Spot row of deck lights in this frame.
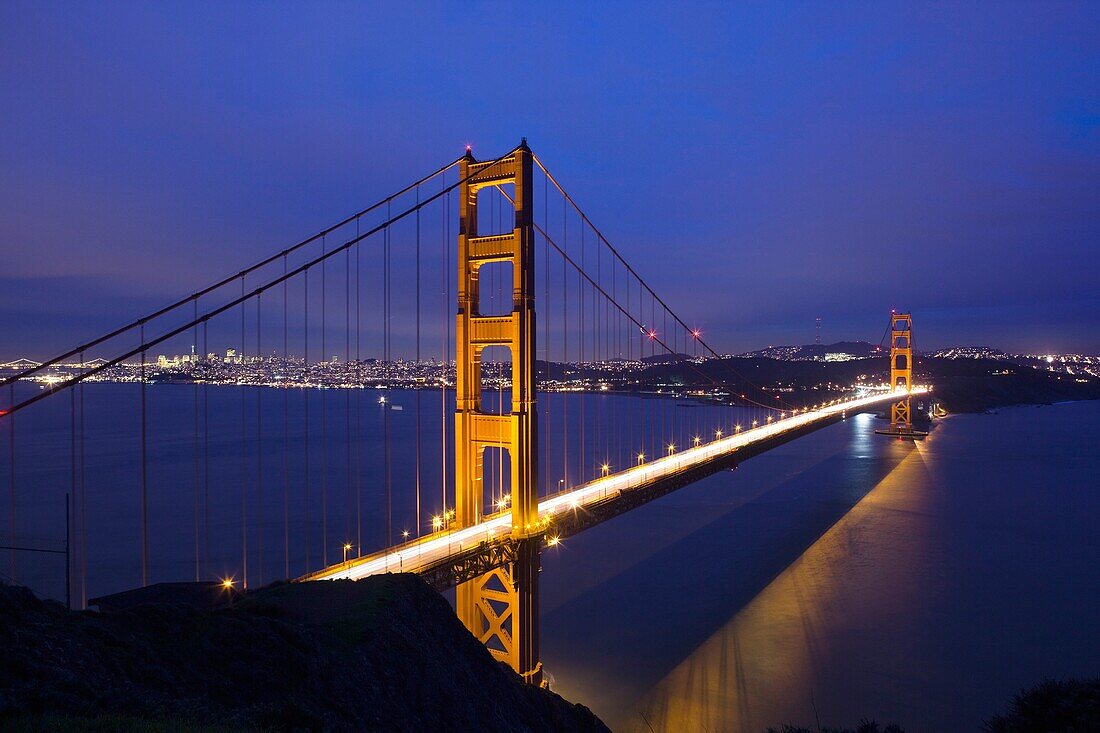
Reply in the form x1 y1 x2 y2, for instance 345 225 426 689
423 399 853 526
327 396 864 574
622 396 862 469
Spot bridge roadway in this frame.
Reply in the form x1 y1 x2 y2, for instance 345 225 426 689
302 387 927 588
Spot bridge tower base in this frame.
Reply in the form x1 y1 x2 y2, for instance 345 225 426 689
454 142 543 684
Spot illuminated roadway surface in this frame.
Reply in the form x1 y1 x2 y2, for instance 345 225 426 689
304 387 927 583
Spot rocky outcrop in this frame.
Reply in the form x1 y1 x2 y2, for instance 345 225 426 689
0 575 608 732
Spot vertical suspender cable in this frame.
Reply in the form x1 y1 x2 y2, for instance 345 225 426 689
203 322 209 578
650 293 656 461
621 271 627 463
79 352 87 608
140 324 148 587
321 237 328 567
193 302 200 582
612 258 619 472
441 179 448 520
542 171 550 499
303 268 311 573
663 307 668 451
283 255 290 578
240 278 248 589
625 274 631 462
355 218 363 553
603 252 609 469
562 195 568 491
692 328 697 444
597 244 603 470
384 202 392 546
579 224 585 483
345 248 352 549
69 386 76 607
256 293 263 587
7 384 14 582
415 185 422 536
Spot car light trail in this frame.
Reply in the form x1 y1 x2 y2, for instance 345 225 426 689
304 387 927 583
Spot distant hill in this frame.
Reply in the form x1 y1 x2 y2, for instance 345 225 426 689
641 353 690 364
927 346 1009 359
738 341 882 361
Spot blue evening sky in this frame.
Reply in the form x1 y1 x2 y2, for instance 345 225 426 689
1 2 1097 357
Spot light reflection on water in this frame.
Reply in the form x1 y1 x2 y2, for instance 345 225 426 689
621 431 933 732
542 402 1100 732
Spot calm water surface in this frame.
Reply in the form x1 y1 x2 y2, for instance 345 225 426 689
5 385 1098 731
540 402 1100 732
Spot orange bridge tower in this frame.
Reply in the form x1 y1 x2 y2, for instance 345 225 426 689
889 311 913 432
454 141 542 685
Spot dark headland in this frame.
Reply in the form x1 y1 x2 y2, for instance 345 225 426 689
0 575 609 732
599 351 1100 415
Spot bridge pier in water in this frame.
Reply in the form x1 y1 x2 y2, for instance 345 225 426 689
454 141 543 684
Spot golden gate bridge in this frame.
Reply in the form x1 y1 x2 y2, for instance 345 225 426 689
0 140 923 685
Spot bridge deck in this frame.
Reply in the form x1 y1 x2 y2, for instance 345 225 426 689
302 388 926 585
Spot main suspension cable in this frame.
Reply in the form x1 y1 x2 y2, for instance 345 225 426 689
3 146 523 418
1 156 466 388
493 185 784 412
532 155 793 411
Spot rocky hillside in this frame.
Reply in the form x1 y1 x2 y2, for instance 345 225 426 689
0 575 608 732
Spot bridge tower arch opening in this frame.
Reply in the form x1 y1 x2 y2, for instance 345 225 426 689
454 141 542 685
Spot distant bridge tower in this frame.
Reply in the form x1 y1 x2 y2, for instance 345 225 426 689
889 311 913 432
454 141 542 685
